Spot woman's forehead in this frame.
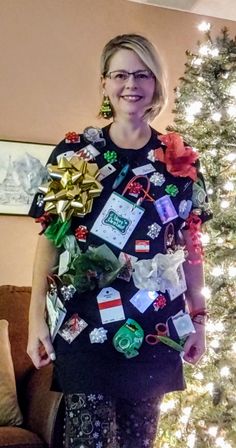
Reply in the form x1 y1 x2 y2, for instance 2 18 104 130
108 49 147 71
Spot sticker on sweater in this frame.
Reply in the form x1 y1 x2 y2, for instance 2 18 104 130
56 151 75 163
167 264 187 301
97 163 116 181
154 195 178 224
97 287 125 324
132 163 155 176
58 313 88 343
117 252 138 282
130 290 158 313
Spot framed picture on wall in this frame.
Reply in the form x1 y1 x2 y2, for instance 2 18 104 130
0 140 55 215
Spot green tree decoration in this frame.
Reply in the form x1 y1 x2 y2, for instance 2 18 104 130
156 22 236 448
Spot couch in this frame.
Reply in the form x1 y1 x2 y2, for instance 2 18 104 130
0 285 64 448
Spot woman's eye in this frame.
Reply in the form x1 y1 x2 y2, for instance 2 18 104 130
115 73 127 80
136 73 148 79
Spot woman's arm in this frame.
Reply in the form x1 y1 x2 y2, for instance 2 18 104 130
182 228 207 365
27 235 59 369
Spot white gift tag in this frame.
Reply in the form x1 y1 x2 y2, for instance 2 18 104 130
130 290 158 313
91 192 145 249
57 151 75 163
97 287 125 324
132 163 156 176
58 250 71 276
97 163 116 181
170 312 196 338
167 264 187 301
46 291 67 341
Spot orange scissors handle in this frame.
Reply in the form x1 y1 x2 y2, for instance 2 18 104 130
145 323 167 345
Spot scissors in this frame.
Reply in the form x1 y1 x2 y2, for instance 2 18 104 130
145 323 167 345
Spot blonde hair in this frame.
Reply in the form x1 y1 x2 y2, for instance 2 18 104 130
99 33 168 122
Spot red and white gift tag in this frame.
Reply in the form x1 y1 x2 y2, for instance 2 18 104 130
96 287 125 324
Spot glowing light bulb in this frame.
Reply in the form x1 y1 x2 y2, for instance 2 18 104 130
225 152 236 162
199 45 209 56
216 437 232 448
194 372 204 380
211 266 223 276
207 187 213 194
201 286 211 299
205 382 214 395
212 112 221 121
217 237 224 244
186 101 202 116
209 148 217 155
211 48 219 57
160 399 177 413
228 105 236 117
208 426 218 437
175 430 182 439
186 115 195 123
228 266 236 277
229 83 236 98
232 342 236 352
224 181 234 191
187 433 196 448
198 76 204 82
201 233 210 245
198 22 211 32
220 200 230 209
192 57 203 66
220 366 230 377
210 339 220 349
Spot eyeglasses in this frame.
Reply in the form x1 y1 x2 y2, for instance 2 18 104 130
105 70 155 83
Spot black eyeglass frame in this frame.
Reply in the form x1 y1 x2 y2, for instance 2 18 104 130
105 70 155 80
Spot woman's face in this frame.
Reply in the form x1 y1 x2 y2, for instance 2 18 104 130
102 49 156 120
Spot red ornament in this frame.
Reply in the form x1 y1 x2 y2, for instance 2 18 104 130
35 212 53 235
154 132 198 181
128 181 143 195
153 295 167 310
65 131 80 143
75 225 88 242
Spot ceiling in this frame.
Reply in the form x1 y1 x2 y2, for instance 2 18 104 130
128 0 236 22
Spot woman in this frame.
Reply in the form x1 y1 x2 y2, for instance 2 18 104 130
28 34 211 448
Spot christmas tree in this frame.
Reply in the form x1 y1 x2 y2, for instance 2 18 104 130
157 23 236 448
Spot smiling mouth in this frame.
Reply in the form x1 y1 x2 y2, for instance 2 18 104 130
121 95 143 101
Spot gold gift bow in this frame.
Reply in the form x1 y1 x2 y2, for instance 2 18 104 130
39 156 103 221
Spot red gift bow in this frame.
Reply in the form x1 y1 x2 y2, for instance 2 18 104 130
154 295 167 309
75 225 88 241
186 212 204 264
154 132 198 181
128 181 143 195
65 131 80 143
35 212 53 235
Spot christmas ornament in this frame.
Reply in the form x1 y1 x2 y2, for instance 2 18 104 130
75 225 88 242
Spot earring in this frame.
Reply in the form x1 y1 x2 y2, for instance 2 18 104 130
100 96 113 119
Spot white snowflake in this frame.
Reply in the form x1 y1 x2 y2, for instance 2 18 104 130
93 432 99 439
87 394 96 402
98 394 104 400
143 439 150 447
96 442 103 448
95 420 101 427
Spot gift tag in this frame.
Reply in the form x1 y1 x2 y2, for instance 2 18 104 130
56 151 75 163
117 252 138 282
167 264 187 301
97 163 116 181
58 250 71 276
46 290 67 341
154 195 178 224
135 240 150 253
132 163 155 176
58 313 88 343
97 287 125 324
91 192 145 249
76 144 100 161
170 311 195 338
130 290 158 313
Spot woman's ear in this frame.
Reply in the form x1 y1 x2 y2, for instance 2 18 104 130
101 75 107 95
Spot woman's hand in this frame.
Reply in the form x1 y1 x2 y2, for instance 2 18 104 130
183 324 206 365
27 316 56 369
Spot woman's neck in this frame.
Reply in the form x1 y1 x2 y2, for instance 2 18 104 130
109 118 151 149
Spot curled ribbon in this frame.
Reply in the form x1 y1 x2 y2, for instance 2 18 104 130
186 212 204 264
35 212 53 234
39 156 103 221
155 132 198 181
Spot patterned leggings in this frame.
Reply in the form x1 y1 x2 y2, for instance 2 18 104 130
64 392 163 448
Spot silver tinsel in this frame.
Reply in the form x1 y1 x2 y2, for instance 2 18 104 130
89 327 108 343
150 172 165 186
61 284 76 301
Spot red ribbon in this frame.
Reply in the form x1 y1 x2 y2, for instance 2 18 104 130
98 298 122 310
155 132 198 181
128 181 143 195
186 213 204 264
35 212 53 235
154 295 167 309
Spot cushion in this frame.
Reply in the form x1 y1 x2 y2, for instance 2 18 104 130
0 320 23 426
0 426 44 447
